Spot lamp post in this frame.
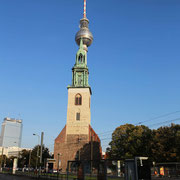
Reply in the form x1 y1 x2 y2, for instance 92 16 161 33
57 153 60 179
33 133 40 170
39 132 44 174
0 147 4 172
28 150 31 174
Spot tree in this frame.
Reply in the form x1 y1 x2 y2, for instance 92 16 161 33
17 145 52 168
0 155 10 168
18 149 31 168
107 123 180 162
5 156 14 167
107 124 153 159
30 145 52 168
151 123 180 162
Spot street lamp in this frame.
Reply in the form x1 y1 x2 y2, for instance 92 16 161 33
57 153 60 178
57 153 62 178
28 150 31 174
0 147 4 172
33 133 40 170
57 153 60 171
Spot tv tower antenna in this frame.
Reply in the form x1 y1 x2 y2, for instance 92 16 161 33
84 0 86 18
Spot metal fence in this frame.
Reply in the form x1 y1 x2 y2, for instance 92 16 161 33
67 160 180 180
0 161 180 180
0 169 67 180
67 160 125 180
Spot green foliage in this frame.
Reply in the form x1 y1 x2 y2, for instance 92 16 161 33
4 145 52 168
0 155 13 168
151 123 180 162
29 145 52 168
107 124 152 159
18 149 30 168
107 123 180 162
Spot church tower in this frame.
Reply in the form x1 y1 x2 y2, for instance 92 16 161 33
54 0 101 171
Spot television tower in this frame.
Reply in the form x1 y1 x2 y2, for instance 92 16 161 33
75 0 93 51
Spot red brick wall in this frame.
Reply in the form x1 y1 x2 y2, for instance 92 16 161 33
54 125 102 172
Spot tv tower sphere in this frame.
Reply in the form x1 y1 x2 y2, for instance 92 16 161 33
75 17 93 50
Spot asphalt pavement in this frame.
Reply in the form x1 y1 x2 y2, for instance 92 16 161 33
0 174 34 180
0 173 179 180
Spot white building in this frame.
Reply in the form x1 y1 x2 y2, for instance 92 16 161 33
0 146 31 158
0 117 23 147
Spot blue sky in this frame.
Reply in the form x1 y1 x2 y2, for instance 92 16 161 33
0 0 180 152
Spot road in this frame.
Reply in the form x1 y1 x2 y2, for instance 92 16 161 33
1 173 179 180
0 174 34 180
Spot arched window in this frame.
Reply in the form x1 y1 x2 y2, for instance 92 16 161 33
78 54 83 63
75 94 82 105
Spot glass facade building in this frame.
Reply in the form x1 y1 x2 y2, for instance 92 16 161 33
0 117 23 147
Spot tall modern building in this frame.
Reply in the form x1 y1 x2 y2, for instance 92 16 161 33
0 117 23 147
54 0 101 171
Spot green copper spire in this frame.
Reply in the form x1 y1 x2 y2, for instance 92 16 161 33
70 38 89 88
68 3 93 93
75 38 87 67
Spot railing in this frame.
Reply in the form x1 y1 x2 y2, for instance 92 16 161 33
0 169 67 180
0 161 180 180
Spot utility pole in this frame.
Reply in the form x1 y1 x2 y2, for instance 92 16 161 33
39 132 44 174
33 133 40 170
57 153 60 179
28 150 31 173
4 155 6 168
90 129 93 174
0 147 4 172
57 153 60 170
